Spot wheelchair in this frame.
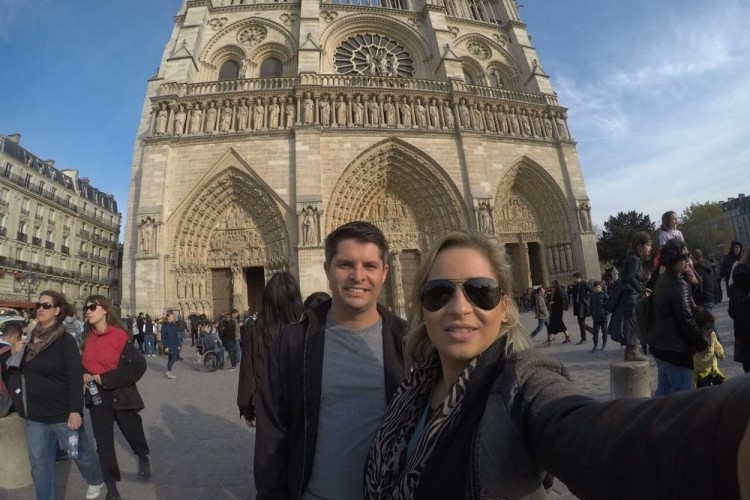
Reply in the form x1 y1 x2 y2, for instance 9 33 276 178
191 338 220 372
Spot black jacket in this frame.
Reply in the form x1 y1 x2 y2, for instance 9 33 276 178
94 341 147 411
692 259 716 306
254 300 408 499
647 271 707 367
571 281 591 318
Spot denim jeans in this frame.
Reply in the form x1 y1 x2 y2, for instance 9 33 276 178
530 318 549 338
177 331 185 348
653 357 692 396
25 419 103 500
235 339 242 363
144 334 156 355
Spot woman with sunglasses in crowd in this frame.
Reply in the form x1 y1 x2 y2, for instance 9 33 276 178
364 230 750 499
81 295 151 500
8 291 104 499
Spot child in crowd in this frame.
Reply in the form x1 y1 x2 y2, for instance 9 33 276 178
692 307 726 388
589 281 609 352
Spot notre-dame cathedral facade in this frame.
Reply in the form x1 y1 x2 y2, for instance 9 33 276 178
122 0 599 318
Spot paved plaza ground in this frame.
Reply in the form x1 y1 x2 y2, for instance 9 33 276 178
1 301 744 500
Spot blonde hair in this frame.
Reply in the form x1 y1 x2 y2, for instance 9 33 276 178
405 230 531 363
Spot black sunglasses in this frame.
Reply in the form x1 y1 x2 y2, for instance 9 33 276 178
83 304 100 312
420 278 504 312
35 302 55 310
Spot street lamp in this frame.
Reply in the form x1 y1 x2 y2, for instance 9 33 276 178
16 272 40 310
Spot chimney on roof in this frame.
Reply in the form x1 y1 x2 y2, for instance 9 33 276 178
7 133 21 144
739 194 745 198
44 159 55 168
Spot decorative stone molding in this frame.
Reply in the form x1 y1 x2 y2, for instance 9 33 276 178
407 14 424 29
237 24 268 47
320 11 338 23
447 25 460 38
279 13 298 26
467 41 491 60
492 32 506 45
208 17 228 31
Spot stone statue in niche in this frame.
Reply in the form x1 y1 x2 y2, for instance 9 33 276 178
458 100 470 128
231 262 244 295
478 204 492 234
268 97 280 129
174 107 186 135
556 116 570 140
285 97 296 128
353 95 364 126
496 106 508 134
415 99 427 128
428 98 440 128
484 105 496 133
219 105 232 133
367 96 380 126
189 105 203 134
383 96 397 127
508 109 521 135
205 103 217 132
138 217 157 255
303 92 314 124
442 100 454 129
520 110 532 136
319 96 331 126
253 98 265 130
301 207 318 245
579 202 593 232
237 103 248 131
472 103 483 131
155 106 168 134
336 96 347 126
399 97 412 128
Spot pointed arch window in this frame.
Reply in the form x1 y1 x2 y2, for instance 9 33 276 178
463 69 474 85
218 60 240 81
259 57 283 78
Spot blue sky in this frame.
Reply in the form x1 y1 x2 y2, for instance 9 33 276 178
1 0 749 234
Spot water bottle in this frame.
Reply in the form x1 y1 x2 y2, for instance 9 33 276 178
68 431 79 459
87 379 102 406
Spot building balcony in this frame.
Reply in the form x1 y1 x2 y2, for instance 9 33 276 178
31 236 42 247
0 198 8 208
61 245 70 255
20 208 29 215
0 226 6 237
45 240 54 250
78 250 89 259
79 229 90 239
17 232 27 242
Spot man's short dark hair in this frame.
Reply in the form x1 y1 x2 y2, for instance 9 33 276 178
572 272 582 279
691 249 703 260
324 221 389 264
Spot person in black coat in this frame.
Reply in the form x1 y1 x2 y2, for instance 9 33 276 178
729 248 750 373
570 272 592 344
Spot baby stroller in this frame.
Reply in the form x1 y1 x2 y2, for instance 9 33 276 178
192 335 220 372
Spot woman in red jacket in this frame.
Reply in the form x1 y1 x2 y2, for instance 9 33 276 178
81 295 150 500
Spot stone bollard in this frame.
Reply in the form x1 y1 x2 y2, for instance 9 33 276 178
610 360 651 399
0 413 33 489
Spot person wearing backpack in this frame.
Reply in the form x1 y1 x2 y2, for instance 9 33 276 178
729 247 750 373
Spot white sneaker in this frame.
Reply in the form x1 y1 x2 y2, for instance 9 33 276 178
86 482 104 499
165 371 177 379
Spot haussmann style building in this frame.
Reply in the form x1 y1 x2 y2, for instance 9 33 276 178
0 134 122 311
123 0 599 318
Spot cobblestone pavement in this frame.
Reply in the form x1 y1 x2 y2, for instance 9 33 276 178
1 302 743 500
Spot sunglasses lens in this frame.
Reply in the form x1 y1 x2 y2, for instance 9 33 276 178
420 280 456 312
463 278 503 310
85 304 97 312
35 302 53 310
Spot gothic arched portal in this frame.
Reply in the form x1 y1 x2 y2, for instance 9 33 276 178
493 157 573 289
327 138 469 315
171 166 289 317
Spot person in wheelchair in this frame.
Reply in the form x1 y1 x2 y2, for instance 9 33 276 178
198 323 224 370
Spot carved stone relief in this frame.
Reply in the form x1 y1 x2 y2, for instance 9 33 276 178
467 41 491 60
299 204 322 246
237 25 267 47
208 17 228 31
334 34 415 78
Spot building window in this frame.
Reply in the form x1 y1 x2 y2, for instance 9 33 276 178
218 60 240 81
463 69 474 85
259 57 283 78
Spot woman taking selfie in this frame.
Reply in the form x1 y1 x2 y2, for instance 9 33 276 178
9 291 104 499
364 231 750 499
81 295 151 500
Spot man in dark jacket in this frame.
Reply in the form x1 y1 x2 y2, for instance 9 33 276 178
255 221 408 500
691 249 716 307
571 272 592 344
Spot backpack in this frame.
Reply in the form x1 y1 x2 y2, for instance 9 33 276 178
0 345 13 417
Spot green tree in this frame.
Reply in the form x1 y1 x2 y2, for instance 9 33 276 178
597 211 656 264
679 202 733 258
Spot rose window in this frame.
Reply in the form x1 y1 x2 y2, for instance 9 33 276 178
334 33 415 77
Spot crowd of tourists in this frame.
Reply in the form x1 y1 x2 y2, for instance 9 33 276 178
1 217 749 499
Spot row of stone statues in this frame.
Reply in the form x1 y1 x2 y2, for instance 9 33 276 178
152 93 570 140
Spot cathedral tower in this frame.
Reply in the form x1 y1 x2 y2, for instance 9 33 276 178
122 0 599 317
